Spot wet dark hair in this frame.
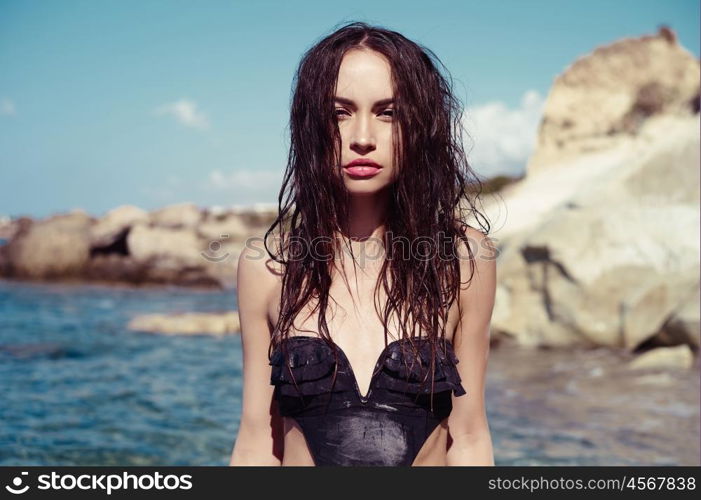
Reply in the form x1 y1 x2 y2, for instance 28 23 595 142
264 20 491 400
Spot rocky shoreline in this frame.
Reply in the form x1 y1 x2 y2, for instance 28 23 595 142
0 203 278 290
1 28 698 368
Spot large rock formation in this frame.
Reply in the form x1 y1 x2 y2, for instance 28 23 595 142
527 26 700 174
2 210 93 279
0 203 278 289
484 28 700 353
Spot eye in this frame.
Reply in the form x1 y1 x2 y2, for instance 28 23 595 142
334 108 349 118
381 108 395 118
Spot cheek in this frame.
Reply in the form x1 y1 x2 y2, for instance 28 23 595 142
337 130 349 154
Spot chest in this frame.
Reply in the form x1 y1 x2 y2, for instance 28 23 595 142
267 266 461 399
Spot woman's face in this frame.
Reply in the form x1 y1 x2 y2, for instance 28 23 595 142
334 49 400 195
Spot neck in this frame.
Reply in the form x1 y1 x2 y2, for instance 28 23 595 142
335 191 390 268
345 193 389 239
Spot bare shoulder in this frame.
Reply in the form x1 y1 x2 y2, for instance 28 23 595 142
454 224 496 261
453 224 497 296
236 234 284 313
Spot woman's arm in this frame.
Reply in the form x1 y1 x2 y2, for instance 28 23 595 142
447 227 497 466
229 242 284 465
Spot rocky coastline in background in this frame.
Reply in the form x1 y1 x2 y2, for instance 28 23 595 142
0 203 278 290
478 27 700 363
1 28 699 371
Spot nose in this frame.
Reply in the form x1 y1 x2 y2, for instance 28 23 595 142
350 114 376 153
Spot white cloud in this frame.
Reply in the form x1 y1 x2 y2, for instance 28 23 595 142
154 99 209 129
463 89 545 178
1 97 16 116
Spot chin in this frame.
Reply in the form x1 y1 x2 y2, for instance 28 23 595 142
343 180 393 195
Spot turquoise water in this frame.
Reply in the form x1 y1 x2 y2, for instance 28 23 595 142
0 279 242 466
1 278 697 466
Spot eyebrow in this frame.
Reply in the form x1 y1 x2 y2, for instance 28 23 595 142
333 96 395 108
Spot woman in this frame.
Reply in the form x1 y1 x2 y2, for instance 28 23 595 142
229 21 496 466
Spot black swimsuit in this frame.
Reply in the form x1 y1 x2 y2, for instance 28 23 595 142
269 335 467 466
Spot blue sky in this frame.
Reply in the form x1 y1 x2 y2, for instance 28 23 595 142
1 0 698 219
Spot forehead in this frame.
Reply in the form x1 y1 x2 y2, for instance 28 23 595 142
335 49 393 100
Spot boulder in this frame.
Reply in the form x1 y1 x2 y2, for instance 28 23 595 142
627 345 696 370
149 202 202 229
491 114 699 349
3 210 94 279
528 26 700 174
127 311 240 336
90 205 148 248
483 28 700 350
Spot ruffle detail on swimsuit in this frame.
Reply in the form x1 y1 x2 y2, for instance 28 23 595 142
375 340 467 397
269 339 352 397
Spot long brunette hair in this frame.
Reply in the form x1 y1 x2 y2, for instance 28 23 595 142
265 21 491 395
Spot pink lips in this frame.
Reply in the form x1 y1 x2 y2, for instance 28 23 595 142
343 159 382 178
